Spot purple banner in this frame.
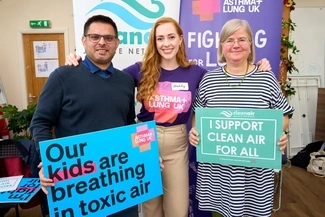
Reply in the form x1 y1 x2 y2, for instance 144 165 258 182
180 0 283 77
180 1 283 217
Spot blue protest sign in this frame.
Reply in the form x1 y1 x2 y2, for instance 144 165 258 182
40 121 162 217
0 178 41 203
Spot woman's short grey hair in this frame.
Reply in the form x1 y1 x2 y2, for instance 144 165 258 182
217 19 255 64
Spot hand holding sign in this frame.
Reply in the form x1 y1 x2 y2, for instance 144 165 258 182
38 162 54 194
195 108 284 170
189 127 199 147
277 133 288 154
39 121 162 217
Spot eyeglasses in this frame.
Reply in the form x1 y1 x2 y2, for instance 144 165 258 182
84 34 117 43
224 38 251 46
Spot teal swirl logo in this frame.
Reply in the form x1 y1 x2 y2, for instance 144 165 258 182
86 0 165 30
220 110 233 117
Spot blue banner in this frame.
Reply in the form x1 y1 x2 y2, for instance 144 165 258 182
180 1 284 216
40 121 162 217
180 0 283 77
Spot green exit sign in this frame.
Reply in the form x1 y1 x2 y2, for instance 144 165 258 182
30 20 51 28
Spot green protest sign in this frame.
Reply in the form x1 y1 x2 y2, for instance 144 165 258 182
196 108 283 170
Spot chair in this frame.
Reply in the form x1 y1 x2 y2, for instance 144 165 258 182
0 204 19 217
0 139 23 217
0 139 47 217
273 152 288 212
273 169 283 212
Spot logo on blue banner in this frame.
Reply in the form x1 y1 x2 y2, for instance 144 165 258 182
86 0 165 45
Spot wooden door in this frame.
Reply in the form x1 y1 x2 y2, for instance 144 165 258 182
23 33 65 104
315 88 325 141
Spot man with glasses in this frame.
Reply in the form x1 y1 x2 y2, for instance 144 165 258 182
30 15 137 217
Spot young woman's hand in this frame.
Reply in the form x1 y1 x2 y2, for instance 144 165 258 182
65 53 81 66
256 58 272 71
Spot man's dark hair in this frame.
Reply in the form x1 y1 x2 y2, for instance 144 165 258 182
83 15 118 36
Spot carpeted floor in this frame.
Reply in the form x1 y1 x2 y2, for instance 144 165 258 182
4 205 44 217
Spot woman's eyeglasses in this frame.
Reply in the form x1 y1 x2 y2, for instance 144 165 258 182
224 38 251 46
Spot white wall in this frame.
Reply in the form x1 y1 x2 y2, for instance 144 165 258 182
0 0 75 109
288 1 325 153
295 0 325 7
0 0 324 109
290 7 325 87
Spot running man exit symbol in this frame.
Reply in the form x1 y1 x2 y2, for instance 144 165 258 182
29 20 51 28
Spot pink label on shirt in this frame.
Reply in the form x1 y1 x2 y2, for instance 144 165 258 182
143 82 192 123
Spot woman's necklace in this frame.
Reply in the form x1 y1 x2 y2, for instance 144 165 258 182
223 64 249 88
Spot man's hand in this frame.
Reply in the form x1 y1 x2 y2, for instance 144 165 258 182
38 162 54 194
159 156 164 171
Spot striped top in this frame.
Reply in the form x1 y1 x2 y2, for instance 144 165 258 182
193 66 293 113
192 66 294 217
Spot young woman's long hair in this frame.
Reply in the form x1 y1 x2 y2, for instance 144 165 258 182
136 17 193 102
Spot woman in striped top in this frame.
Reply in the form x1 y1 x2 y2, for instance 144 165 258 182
189 19 294 217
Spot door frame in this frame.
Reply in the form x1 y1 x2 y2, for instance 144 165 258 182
17 29 69 107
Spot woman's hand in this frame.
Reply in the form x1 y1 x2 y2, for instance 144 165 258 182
38 162 54 195
256 58 271 71
159 156 164 171
65 53 81 66
189 127 199 146
278 133 288 155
